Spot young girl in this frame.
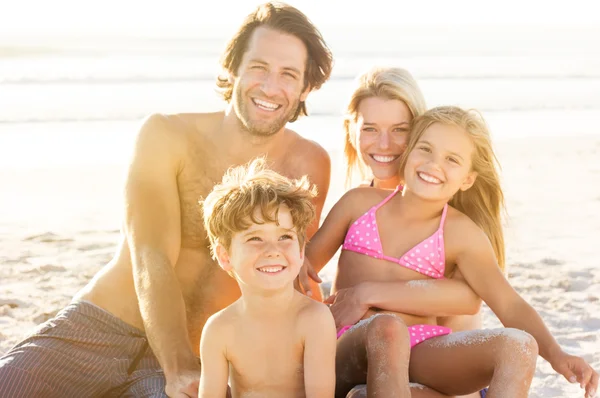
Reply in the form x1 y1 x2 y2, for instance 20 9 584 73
307 106 598 397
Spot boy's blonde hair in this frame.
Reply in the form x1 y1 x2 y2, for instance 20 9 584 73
343 66 427 187
399 106 506 271
201 158 317 259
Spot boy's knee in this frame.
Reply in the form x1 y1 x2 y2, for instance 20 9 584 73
366 314 409 348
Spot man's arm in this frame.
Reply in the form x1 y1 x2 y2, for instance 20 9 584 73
199 316 230 398
124 115 200 392
302 303 336 398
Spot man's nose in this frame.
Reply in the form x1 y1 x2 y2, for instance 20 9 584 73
260 72 280 97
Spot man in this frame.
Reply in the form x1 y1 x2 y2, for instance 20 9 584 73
0 3 333 397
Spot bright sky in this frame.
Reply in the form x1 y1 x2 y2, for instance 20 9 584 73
2 0 599 37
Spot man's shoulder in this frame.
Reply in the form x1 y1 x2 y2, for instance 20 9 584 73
139 112 222 140
284 129 330 177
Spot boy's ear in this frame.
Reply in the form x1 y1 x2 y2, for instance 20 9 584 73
215 244 233 272
459 171 478 191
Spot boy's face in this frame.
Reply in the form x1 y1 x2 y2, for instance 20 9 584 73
216 204 304 291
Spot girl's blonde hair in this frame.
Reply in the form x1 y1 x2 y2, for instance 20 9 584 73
343 66 427 187
400 106 506 271
201 158 317 260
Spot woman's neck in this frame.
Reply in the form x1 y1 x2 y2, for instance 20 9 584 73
373 176 402 190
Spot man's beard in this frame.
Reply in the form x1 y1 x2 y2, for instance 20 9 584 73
234 88 300 137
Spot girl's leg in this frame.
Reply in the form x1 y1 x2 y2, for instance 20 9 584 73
347 384 456 398
409 328 539 398
336 314 412 398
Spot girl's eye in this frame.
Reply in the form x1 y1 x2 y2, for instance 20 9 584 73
418 146 431 152
448 157 459 164
247 236 261 242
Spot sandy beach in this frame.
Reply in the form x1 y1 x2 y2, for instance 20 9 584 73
1 130 599 396
1 9 600 395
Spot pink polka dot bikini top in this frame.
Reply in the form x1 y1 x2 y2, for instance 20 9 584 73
342 186 448 279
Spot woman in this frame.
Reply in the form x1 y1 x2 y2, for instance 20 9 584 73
340 67 484 398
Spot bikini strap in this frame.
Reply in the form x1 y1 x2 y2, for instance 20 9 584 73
438 203 449 230
373 185 401 210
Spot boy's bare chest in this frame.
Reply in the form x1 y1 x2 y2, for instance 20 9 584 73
229 326 305 392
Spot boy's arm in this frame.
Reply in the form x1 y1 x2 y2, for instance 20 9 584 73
456 222 598 396
303 303 337 398
199 316 230 398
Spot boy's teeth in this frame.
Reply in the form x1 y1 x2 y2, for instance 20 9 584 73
254 99 279 111
372 155 397 163
258 266 284 273
418 172 442 184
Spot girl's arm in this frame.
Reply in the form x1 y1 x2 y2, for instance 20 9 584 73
455 221 598 395
198 317 229 398
302 303 337 397
306 189 363 273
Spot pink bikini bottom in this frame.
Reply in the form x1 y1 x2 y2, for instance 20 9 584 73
337 323 452 348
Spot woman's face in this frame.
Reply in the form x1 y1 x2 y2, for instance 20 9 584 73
355 97 412 184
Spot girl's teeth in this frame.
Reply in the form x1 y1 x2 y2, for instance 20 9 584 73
418 172 441 184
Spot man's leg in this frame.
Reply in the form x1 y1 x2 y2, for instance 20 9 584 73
0 301 149 398
112 343 167 398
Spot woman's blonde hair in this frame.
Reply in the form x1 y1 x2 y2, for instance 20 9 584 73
201 158 317 259
343 66 427 187
400 106 506 270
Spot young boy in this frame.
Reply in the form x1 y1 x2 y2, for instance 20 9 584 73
199 159 336 398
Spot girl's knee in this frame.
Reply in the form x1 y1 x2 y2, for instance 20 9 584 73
496 328 539 364
366 314 409 347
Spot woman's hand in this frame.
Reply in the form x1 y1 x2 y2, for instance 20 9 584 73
324 284 371 330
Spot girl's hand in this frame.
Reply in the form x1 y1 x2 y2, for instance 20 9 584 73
551 350 598 397
324 285 370 330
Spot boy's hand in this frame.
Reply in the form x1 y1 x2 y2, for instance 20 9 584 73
551 350 598 397
295 258 322 297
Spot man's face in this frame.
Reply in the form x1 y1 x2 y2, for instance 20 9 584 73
231 26 310 137
216 204 304 292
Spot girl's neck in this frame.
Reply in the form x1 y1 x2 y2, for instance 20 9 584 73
396 189 449 222
239 284 296 317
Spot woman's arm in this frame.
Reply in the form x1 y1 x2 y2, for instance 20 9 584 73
198 316 229 398
360 278 481 316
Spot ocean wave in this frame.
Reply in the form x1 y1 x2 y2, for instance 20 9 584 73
3 74 600 85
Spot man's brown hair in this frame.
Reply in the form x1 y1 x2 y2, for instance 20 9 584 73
201 158 317 259
216 2 333 122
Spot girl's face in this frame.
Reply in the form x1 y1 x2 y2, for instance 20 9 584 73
404 122 477 201
355 97 412 184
